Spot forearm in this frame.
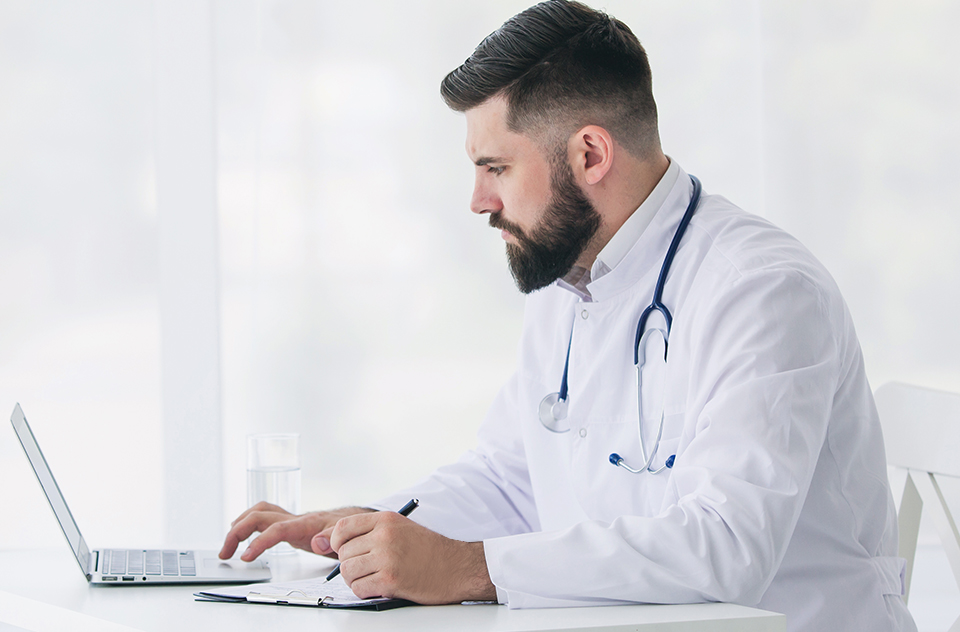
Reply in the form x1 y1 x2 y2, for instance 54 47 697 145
452 541 498 602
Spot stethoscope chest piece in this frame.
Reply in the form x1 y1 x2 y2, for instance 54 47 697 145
539 392 569 433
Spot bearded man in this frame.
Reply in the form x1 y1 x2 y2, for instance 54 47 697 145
220 3 915 630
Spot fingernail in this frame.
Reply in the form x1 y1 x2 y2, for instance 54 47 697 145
314 535 330 553
241 547 251 560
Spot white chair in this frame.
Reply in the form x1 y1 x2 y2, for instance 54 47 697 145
875 381 960 628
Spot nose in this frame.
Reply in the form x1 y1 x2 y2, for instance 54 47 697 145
470 175 502 215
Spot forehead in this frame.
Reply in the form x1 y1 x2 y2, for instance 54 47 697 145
464 97 540 163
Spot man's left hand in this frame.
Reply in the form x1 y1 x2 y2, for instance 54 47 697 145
328 511 497 604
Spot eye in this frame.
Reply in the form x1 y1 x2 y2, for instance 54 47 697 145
487 165 505 176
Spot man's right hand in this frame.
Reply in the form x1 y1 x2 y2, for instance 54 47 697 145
218 502 374 562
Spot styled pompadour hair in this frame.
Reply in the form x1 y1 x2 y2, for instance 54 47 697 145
440 0 660 158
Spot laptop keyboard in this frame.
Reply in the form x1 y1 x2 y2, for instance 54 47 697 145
101 549 196 578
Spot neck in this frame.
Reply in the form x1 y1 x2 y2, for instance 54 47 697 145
575 151 670 269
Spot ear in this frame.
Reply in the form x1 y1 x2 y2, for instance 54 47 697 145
569 125 614 186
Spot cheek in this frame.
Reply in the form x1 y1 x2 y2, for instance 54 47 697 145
510 179 551 228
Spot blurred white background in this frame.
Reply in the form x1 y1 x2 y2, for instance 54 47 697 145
1 0 958 626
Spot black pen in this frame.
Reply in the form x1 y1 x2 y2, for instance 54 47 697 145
323 498 420 583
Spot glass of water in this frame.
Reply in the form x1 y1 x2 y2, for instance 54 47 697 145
247 433 301 554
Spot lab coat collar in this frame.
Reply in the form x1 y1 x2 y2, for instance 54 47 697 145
584 163 697 304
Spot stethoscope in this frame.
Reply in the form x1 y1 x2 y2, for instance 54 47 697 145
538 175 702 475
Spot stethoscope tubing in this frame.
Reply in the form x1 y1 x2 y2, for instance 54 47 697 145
539 175 703 474
633 176 702 364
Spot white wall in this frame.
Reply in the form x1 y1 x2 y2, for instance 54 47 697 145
2 8 959 617
0 1 163 549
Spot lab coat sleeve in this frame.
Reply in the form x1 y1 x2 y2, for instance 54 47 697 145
368 369 540 541
484 268 842 608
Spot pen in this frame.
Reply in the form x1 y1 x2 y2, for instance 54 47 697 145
324 498 419 583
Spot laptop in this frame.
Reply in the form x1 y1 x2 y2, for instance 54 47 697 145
10 403 272 585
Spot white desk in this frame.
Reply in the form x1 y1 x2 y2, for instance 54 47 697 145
0 549 785 632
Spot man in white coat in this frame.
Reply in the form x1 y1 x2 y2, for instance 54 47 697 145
219 2 916 629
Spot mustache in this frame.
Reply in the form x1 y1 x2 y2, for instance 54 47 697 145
487 212 527 240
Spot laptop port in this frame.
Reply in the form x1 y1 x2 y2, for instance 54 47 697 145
103 576 118 581
122 576 134 582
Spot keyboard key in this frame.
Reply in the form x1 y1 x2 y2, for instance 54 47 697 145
144 550 161 575
179 551 195 576
161 550 178 576
109 549 127 575
127 550 144 575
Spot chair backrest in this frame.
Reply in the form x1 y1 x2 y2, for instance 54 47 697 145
875 381 960 612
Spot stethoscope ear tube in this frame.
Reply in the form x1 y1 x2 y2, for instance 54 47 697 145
610 452 675 474
609 453 641 473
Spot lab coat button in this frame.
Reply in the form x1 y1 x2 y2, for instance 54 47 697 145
581 310 589 320
579 428 587 437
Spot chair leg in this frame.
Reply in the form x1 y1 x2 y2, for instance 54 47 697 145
949 613 960 632
912 471 960 592
898 471 922 605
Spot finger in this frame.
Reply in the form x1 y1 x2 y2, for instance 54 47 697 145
219 539 239 560
335 528 375 564
229 501 286 527
329 512 380 554
338 551 379 587
219 516 263 559
311 526 335 556
347 568 398 601
220 512 280 560
219 511 286 560
240 520 295 561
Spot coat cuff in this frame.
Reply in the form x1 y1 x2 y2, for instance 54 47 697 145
484 539 508 605
483 536 615 609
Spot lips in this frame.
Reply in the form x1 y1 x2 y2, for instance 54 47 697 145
488 212 522 242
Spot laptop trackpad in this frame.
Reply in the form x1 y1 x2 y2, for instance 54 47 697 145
202 556 268 577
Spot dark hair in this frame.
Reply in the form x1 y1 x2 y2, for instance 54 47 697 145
440 0 659 158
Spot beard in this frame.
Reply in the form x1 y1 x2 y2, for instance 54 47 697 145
488 155 601 294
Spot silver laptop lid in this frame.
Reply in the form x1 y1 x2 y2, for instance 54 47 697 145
10 403 92 579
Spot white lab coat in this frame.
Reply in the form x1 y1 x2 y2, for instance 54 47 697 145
372 167 916 632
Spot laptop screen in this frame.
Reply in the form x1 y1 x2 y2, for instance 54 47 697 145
10 404 91 577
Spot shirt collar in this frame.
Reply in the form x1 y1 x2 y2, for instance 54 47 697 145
592 157 679 281
558 158 680 301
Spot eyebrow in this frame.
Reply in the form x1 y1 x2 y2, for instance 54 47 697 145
474 156 508 167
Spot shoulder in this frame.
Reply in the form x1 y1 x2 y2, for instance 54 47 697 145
681 192 845 309
690 193 829 282
676 192 854 359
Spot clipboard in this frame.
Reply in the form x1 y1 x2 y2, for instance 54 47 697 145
194 575 412 611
